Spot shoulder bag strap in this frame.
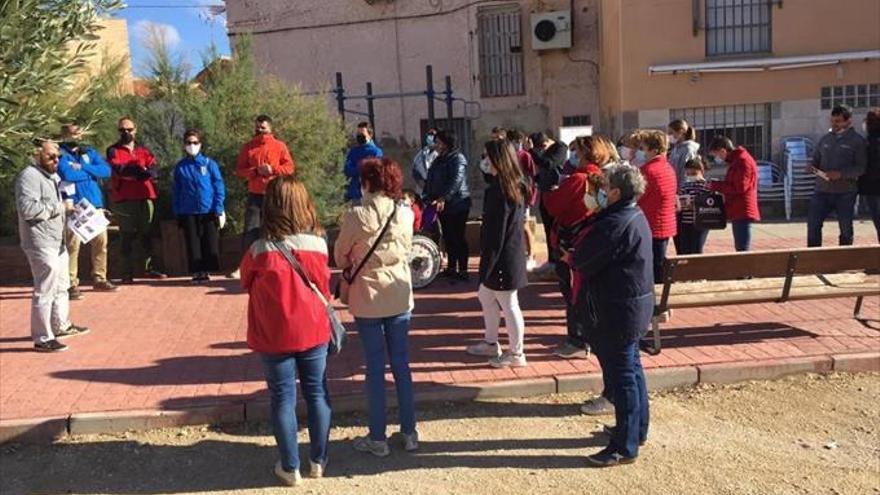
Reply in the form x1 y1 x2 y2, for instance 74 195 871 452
271 240 331 308
346 203 397 283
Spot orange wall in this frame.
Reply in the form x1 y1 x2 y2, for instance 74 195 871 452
601 0 880 113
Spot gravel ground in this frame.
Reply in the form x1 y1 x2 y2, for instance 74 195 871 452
2 372 878 495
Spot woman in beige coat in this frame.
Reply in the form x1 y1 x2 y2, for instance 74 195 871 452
334 157 417 458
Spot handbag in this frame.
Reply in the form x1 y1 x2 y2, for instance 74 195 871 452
335 204 397 305
272 240 347 355
693 190 728 231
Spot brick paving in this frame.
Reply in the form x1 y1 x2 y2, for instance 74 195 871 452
0 224 878 422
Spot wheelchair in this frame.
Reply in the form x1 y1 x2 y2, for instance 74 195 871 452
409 205 444 290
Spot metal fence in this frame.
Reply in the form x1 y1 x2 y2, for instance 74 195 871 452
477 4 525 97
705 0 772 57
671 103 772 161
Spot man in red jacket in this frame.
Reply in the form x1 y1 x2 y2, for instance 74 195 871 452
636 131 678 282
107 116 166 282
708 136 761 252
233 115 296 276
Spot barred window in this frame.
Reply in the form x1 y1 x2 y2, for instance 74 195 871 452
820 84 880 110
705 0 772 57
671 103 771 161
477 5 525 97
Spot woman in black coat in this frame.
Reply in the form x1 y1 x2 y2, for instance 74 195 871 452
465 140 529 368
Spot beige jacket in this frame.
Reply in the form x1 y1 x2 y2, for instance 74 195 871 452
334 192 414 318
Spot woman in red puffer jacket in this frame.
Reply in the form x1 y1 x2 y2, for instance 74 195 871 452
635 130 678 283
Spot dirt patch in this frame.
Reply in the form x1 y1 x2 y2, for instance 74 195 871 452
2 372 878 494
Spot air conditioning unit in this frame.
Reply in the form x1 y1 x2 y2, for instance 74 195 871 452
530 10 572 50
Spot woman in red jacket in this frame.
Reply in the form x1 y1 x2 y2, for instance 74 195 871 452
708 136 761 251
636 130 678 282
240 176 332 486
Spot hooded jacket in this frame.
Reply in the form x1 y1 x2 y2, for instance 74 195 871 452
709 146 761 222
172 153 226 216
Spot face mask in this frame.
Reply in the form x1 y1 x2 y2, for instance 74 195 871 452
618 146 634 161
356 134 368 145
597 189 609 209
514 143 523 152
713 156 725 166
684 175 700 183
479 156 491 174
633 150 647 166
668 134 678 145
64 140 79 150
583 191 599 211
185 144 201 156
568 152 579 167
425 134 435 146
120 132 134 144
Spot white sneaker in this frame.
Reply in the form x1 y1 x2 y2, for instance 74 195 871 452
466 341 501 357
401 431 419 452
274 461 302 486
226 268 241 279
309 459 325 478
526 257 538 272
489 352 527 368
353 435 390 457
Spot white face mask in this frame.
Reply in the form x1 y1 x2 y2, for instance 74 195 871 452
583 191 599 211
618 146 634 161
684 175 700 183
667 134 678 145
479 156 491 174
185 143 201 156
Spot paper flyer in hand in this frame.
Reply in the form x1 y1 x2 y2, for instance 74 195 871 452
67 198 109 244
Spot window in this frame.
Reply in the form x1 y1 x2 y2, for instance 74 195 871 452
562 115 591 127
671 103 771 161
477 5 525 97
705 0 771 57
820 84 880 110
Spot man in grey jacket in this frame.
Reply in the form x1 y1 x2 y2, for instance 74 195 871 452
15 141 90 352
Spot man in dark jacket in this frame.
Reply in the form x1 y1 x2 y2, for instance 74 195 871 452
573 163 653 467
424 129 471 280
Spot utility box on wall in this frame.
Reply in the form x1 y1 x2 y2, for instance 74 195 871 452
530 10 572 50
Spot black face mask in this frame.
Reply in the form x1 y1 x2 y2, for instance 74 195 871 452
119 132 134 144
356 134 368 145
63 140 78 149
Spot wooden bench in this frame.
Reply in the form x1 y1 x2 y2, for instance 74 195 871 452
646 245 880 354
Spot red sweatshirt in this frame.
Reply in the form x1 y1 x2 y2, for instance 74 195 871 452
637 155 678 239
542 163 602 252
236 134 296 195
710 146 761 222
106 143 158 202
517 148 538 207
241 234 331 354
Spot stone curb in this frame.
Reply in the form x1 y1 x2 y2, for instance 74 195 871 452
2 353 876 444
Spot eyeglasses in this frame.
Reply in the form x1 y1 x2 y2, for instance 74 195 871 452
45 154 60 161
118 127 135 133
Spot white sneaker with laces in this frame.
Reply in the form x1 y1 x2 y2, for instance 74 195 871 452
401 431 419 452
309 459 325 478
466 341 501 357
489 352 527 368
526 257 538 272
274 461 302 486
353 435 390 457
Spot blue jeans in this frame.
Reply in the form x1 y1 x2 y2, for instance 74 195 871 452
807 191 857 247
676 224 709 255
261 344 332 472
355 312 417 441
732 219 753 252
602 338 649 458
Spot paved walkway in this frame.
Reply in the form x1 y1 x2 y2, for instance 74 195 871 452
1 222 878 426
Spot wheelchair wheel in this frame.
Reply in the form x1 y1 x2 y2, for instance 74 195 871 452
410 234 442 289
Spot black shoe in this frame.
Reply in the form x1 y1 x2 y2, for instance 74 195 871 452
34 340 68 353
586 447 637 468
455 272 469 282
56 324 90 339
68 286 83 300
93 280 119 292
198 272 211 282
120 276 135 284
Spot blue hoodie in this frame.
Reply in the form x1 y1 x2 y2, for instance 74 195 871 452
344 141 383 201
57 144 111 208
172 153 226 216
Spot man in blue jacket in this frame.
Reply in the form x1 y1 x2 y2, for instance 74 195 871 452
57 123 118 299
345 122 383 203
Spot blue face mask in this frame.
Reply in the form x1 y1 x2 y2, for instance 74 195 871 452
425 134 435 146
597 189 608 209
568 152 579 167
634 150 648 165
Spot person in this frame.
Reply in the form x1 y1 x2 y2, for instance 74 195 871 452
465 140 529 368
424 129 471 281
172 129 226 283
334 157 418 457
572 163 653 467
240 176 332 486
806 105 868 247
411 128 437 195
345 122 384 203
616 132 640 167
234 114 296 272
15 141 90 353
707 136 761 252
56 123 116 299
676 157 712 255
106 116 166 282
529 132 568 272
858 108 880 242
508 129 538 271
402 188 423 232
543 136 605 359
595 135 621 168
635 130 677 283
667 119 701 254
490 126 508 141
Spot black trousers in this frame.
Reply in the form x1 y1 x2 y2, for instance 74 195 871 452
556 260 587 349
440 206 470 273
181 214 220 274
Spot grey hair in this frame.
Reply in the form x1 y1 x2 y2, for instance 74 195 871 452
604 162 646 200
